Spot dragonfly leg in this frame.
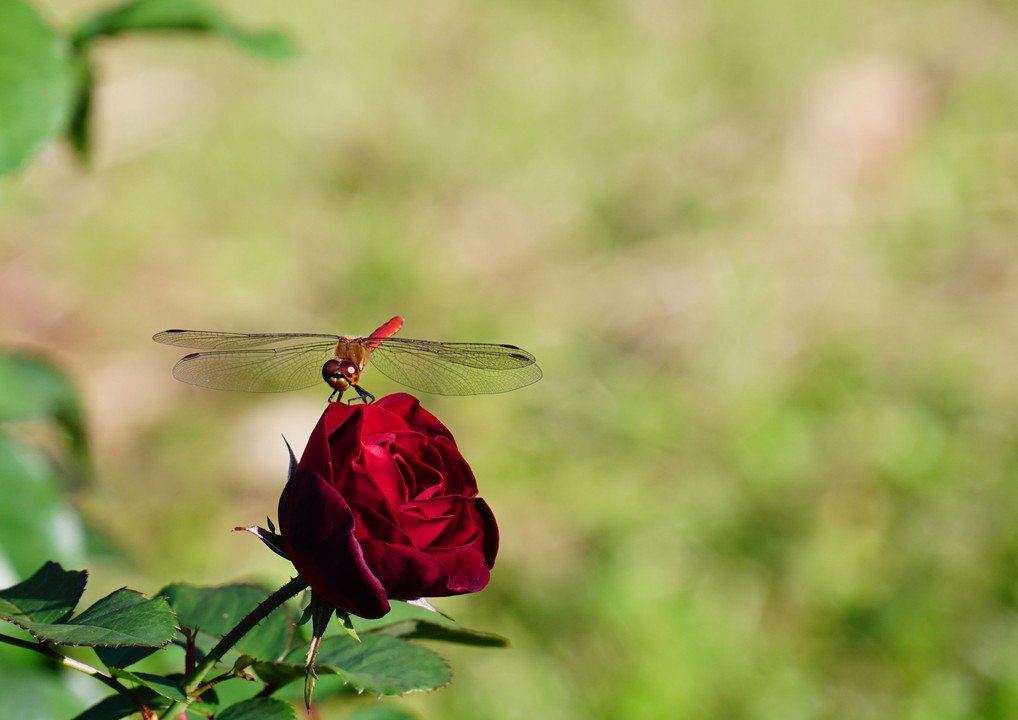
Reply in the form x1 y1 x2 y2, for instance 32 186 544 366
327 389 344 403
349 385 375 405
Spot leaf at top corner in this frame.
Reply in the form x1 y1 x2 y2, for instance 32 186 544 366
72 0 296 60
215 697 295 720
0 351 90 489
66 56 95 163
159 583 295 661
9 588 176 647
0 350 84 429
0 561 87 625
253 634 451 697
0 0 79 176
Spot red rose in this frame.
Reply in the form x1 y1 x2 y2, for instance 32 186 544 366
277 393 498 619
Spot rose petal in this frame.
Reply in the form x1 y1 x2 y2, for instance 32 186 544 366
356 403 414 436
426 505 479 548
424 545 492 593
376 394 455 443
295 406 345 477
278 467 390 619
427 439 479 496
359 537 452 599
471 498 499 566
396 507 457 547
357 444 411 503
348 499 412 545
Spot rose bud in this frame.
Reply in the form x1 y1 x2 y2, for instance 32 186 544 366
278 393 499 619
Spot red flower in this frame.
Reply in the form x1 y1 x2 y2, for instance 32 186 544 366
278 393 498 619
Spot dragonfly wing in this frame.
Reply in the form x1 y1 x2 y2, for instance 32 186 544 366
153 330 338 350
170 342 337 392
367 339 542 395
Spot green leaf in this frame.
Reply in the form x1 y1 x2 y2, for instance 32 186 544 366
367 618 509 648
215 697 295 720
94 643 159 671
316 634 451 695
254 634 451 696
71 691 159 720
74 683 216 720
354 600 509 647
160 583 296 661
70 682 207 720
69 589 176 644
0 561 86 625
108 669 186 703
0 0 78 175
72 0 296 60
10 588 176 647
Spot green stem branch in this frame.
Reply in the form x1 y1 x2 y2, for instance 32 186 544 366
0 632 156 719
158 575 309 719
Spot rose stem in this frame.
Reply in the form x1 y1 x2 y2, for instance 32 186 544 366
0 632 156 719
158 575 309 719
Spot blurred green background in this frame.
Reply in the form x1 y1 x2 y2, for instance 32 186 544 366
3 0 1018 717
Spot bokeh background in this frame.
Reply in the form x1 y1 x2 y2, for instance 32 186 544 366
4 0 1018 717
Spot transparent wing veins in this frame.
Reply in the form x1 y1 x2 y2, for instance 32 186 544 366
170 341 337 392
367 339 542 395
153 330 338 350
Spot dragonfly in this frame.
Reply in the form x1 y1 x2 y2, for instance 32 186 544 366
153 316 542 403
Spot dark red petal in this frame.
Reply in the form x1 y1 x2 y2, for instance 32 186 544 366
390 448 444 499
348 499 411 545
295 406 348 477
426 439 478 496
334 450 401 517
278 467 390 619
359 537 452 599
466 498 499 566
355 401 416 437
325 415 369 487
436 509 480 547
315 405 408 485
375 394 455 443
354 443 411 503
395 499 458 547
424 546 492 593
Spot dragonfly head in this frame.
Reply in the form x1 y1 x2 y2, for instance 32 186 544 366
322 358 360 392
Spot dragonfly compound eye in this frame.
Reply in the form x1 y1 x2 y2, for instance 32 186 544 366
322 359 359 391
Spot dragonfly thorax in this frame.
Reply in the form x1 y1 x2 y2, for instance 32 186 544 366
322 358 359 391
